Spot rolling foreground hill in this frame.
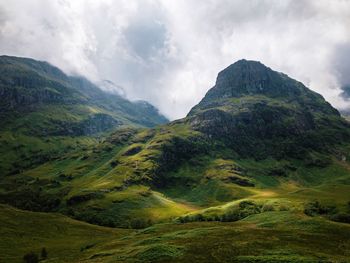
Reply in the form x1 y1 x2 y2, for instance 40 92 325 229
1 58 350 262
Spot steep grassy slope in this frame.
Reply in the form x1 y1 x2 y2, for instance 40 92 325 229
0 204 130 262
0 56 168 175
1 118 349 229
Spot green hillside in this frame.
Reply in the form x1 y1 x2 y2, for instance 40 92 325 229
1 204 350 262
1 58 350 262
0 56 168 176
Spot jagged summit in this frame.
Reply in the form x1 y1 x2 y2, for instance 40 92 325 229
201 59 316 101
217 60 279 90
189 59 337 117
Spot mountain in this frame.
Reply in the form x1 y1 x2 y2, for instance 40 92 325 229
0 55 168 175
187 59 349 159
1 59 350 262
0 55 168 131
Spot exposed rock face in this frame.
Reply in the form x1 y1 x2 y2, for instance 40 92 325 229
80 114 120 135
186 60 350 158
0 56 78 110
52 114 121 136
206 60 305 98
189 60 339 116
24 113 121 136
0 86 64 109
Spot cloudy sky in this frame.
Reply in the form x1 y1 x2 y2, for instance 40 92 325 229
1 0 350 119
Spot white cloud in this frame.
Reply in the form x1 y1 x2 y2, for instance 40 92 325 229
1 0 350 119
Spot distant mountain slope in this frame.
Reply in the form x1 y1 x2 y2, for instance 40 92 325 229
0 55 168 132
0 55 168 175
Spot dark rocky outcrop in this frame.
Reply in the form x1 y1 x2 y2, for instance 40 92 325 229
49 113 122 136
186 60 350 159
189 60 339 116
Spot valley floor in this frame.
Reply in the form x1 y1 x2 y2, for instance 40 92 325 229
1 203 350 263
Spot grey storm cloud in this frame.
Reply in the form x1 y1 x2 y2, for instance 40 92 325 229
0 0 350 119
331 42 350 99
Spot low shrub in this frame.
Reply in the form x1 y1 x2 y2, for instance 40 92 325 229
279 205 289 211
130 218 153 229
23 252 39 263
220 211 240 222
41 247 47 259
178 200 262 223
329 213 350 224
73 211 116 227
66 192 103 206
262 204 275 212
304 201 337 216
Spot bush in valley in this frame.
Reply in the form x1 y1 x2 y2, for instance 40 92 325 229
329 213 350 224
225 175 255 186
41 247 47 259
23 252 39 263
304 154 332 168
122 145 142 156
0 188 61 212
304 201 337 216
178 216 191 223
74 211 116 227
80 243 96 252
193 213 205 222
220 210 241 222
66 192 104 206
74 212 151 228
221 201 260 222
267 166 288 177
262 204 275 212
235 200 262 218
129 218 153 229
304 200 350 224
110 160 119 167
279 205 289 211
58 173 73 181
328 201 350 224
178 200 262 223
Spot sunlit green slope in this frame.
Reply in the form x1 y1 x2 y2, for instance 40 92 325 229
0 55 168 175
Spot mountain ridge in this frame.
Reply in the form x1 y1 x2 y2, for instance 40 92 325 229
0 55 168 130
0 55 168 175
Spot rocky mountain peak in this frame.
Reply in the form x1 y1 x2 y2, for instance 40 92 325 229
201 59 306 103
185 59 348 159
188 59 338 117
